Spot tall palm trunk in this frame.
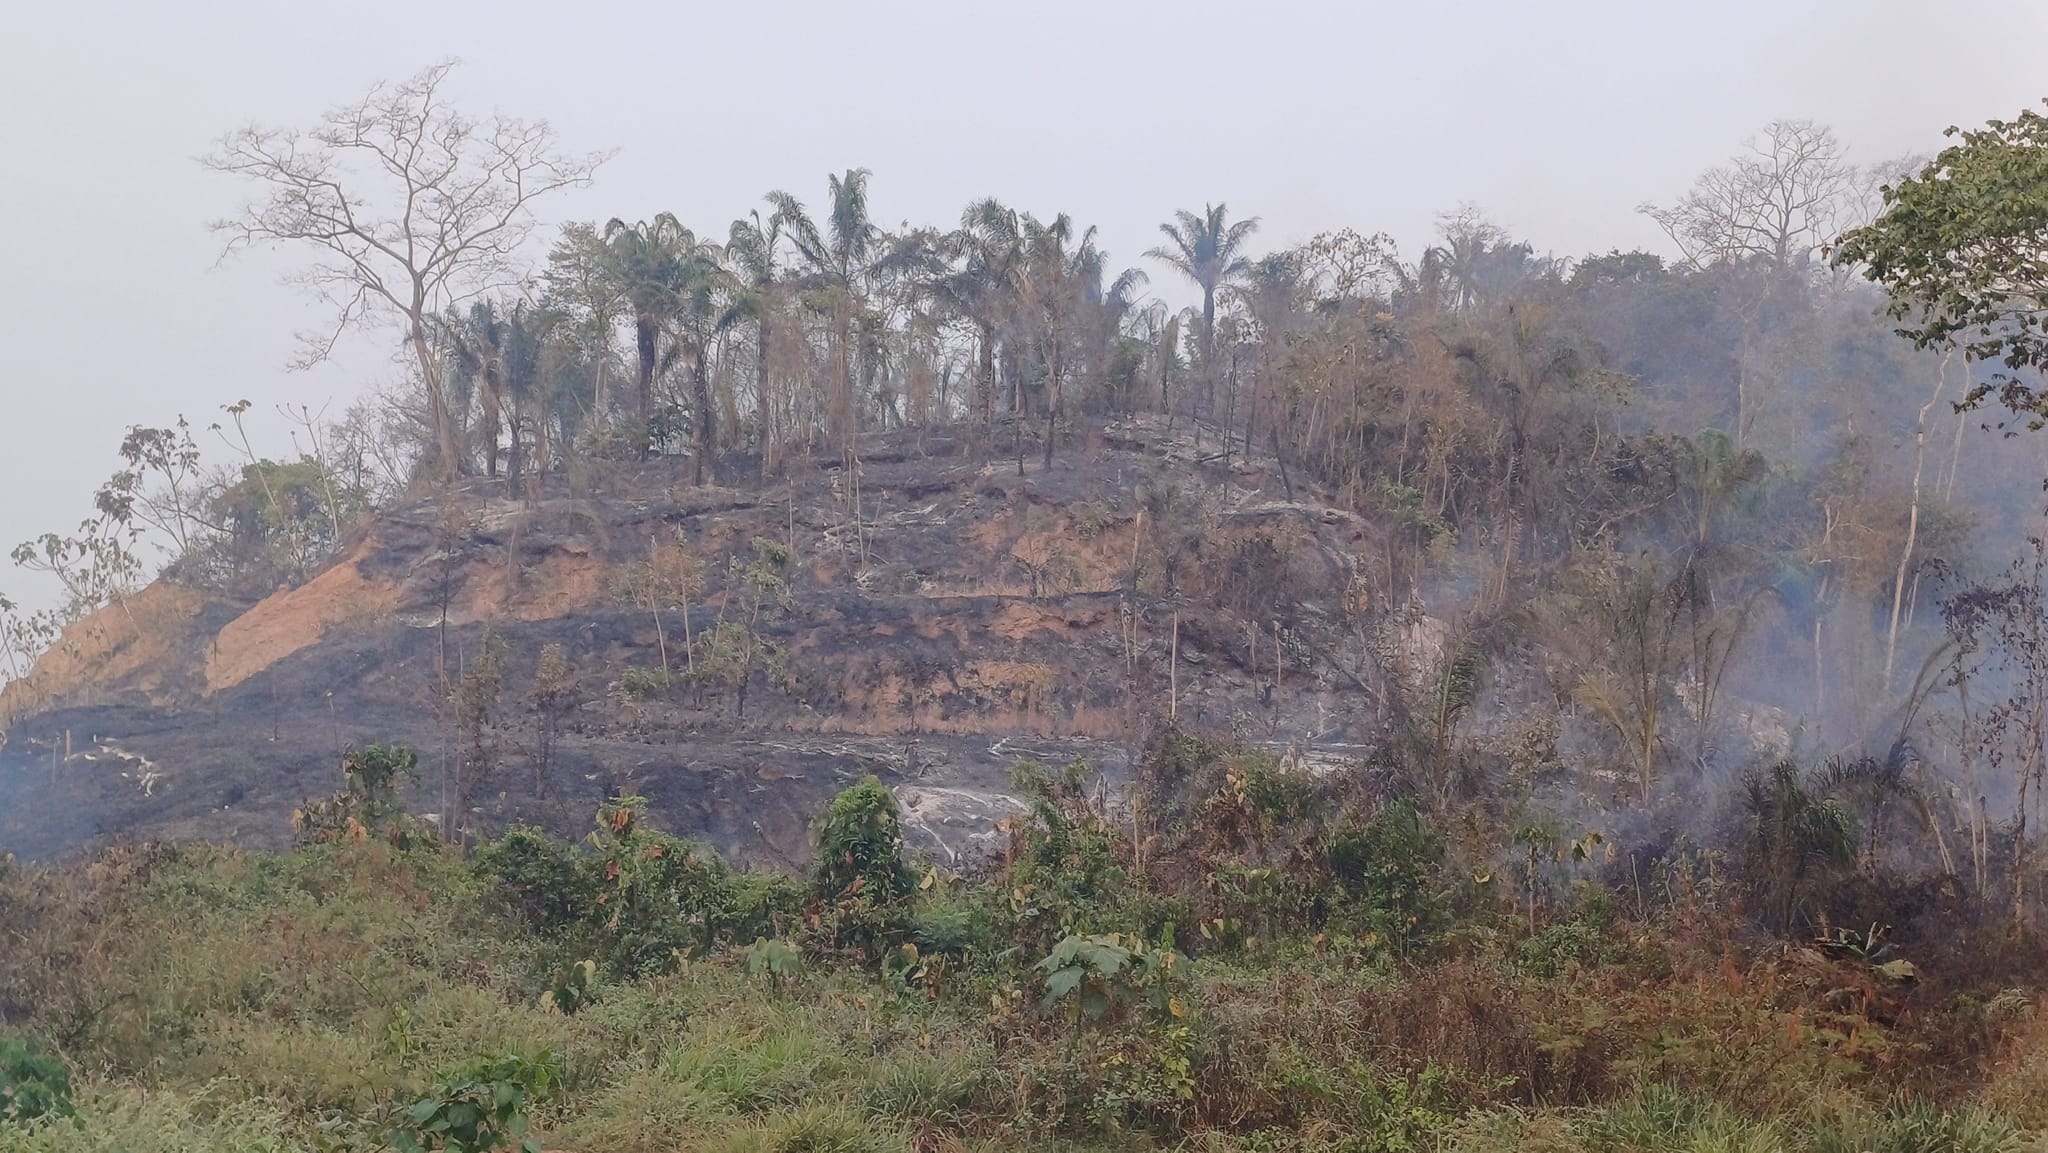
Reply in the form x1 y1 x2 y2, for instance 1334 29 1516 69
693 349 715 486
634 315 658 455
977 321 997 435
1201 285 1217 417
755 317 774 480
1042 339 1062 471
832 303 855 457
480 367 503 479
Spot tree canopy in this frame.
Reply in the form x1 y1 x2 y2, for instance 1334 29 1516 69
1833 102 2048 424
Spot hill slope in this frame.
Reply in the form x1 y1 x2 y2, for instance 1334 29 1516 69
0 421 1391 862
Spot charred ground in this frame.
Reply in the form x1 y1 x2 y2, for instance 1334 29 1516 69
0 419 1392 863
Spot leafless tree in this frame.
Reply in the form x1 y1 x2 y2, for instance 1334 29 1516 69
203 60 609 480
1639 119 1854 275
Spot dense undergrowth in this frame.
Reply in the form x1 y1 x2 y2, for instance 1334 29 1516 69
3 729 2048 1152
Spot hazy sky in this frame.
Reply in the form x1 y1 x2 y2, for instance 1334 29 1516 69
2 0 2043 614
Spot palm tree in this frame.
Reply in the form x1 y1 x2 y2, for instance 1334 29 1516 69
1017 213 1116 470
942 199 1023 438
1148 204 1260 417
1231 251 1306 456
769 169 882 457
540 222 629 438
722 208 784 476
437 301 507 478
1086 264 1150 416
498 300 552 491
867 226 952 429
663 236 734 485
603 212 694 451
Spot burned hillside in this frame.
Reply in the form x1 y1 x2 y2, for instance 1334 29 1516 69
0 421 1415 862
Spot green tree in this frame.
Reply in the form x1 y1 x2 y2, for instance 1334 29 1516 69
812 775 915 905
0 1037 72 1128
438 300 510 478
1832 102 2048 427
1016 213 1115 469
723 208 788 476
694 537 793 720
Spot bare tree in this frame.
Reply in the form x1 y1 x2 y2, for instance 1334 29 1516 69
1639 119 1853 275
202 61 609 480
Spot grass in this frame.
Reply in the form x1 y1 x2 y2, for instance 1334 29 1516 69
3 826 2048 1151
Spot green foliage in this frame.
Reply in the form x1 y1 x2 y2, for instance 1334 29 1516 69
0 1037 73 1128
742 937 805 990
473 824 592 933
1003 759 1164 952
811 776 915 906
618 665 671 697
474 801 801 978
685 537 795 718
1324 799 1448 954
1035 933 1184 1026
208 457 369 584
293 744 428 848
4 797 2048 1152
807 777 918 960
1833 102 2048 427
539 960 597 1015
387 1052 560 1153
1739 760 1857 935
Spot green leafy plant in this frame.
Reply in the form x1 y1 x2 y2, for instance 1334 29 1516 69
743 936 804 989
539 960 597 1015
1035 932 1184 1025
387 1052 560 1153
1324 798 1448 955
812 776 915 903
292 744 427 848
0 1038 73 1128
617 664 671 698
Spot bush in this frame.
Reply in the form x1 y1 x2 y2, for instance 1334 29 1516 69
387 1051 560 1153
1324 798 1448 954
618 665 671 698
811 777 916 905
1001 759 1169 953
293 744 431 848
807 778 917 960
473 801 802 978
0 1037 72 1127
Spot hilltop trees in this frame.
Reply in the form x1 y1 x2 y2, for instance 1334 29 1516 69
945 199 1024 439
1149 204 1260 416
602 212 698 448
202 61 607 482
771 169 884 460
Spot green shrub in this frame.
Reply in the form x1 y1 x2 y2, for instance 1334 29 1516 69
474 802 802 978
807 778 917 960
293 744 431 848
0 1037 72 1127
386 1051 561 1153
1325 798 1448 954
812 777 915 905
474 824 593 934
1002 759 1172 953
540 960 598 1015
619 665 671 698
